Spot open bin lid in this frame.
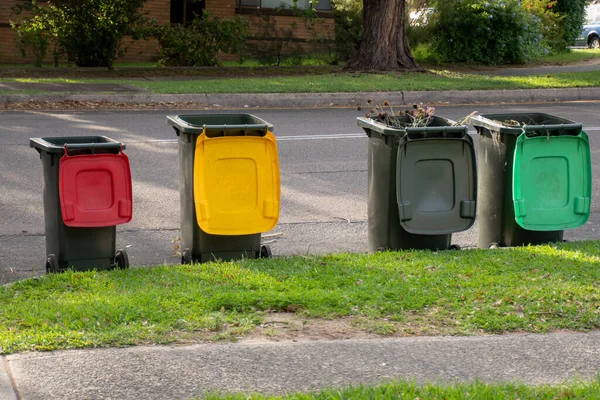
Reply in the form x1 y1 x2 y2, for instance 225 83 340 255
59 146 132 228
512 130 591 231
396 127 477 235
193 128 280 235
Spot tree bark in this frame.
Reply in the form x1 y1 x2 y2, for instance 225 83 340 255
346 0 423 71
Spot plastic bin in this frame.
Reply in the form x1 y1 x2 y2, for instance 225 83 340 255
357 115 477 252
470 113 591 248
167 113 280 264
30 136 132 273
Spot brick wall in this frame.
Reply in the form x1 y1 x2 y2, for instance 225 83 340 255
206 0 235 18
0 0 335 65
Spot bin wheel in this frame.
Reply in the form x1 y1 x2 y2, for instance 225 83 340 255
449 244 461 251
115 249 129 269
489 242 501 249
260 245 272 259
181 249 192 265
46 254 60 274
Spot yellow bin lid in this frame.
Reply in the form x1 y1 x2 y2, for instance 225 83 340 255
194 130 280 235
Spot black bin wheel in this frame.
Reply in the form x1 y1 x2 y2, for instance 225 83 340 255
181 248 192 265
449 244 461 251
489 242 501 249
46 254 60 274
260 244 272 259
115 249 130 269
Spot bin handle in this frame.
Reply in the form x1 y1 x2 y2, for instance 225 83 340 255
405 125 468 138
63 142 123 156
521 123 582 137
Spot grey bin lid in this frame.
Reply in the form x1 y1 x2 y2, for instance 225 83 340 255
396 133 477 235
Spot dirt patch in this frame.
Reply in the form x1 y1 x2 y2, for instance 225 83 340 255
240 313 382 343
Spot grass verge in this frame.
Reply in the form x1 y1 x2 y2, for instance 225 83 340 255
3 69 600 95
202 377 600 400
1 241 599 354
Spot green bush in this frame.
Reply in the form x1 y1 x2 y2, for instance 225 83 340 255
155 11 248 67
12 0 150 68
522 0 564 54
555 0 587 49
432 0 547 65
332 0 363 62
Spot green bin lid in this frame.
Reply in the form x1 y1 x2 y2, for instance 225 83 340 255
396 129 477 235
512 131 592 231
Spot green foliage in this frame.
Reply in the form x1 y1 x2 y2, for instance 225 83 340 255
432 0 547 65
155 11 248 67
11 0 151 68
555 0 587 48
522 1 564 54
11 1 61 67
332 0 363 62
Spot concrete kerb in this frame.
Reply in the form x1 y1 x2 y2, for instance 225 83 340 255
1 88 600 108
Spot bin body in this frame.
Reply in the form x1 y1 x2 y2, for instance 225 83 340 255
167 114 277 263
471 113 588 248
30 136 124 271
358 115 477 252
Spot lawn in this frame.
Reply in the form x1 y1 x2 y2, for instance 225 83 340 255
1 241 599 354
2 69 600 95
202 377 600 400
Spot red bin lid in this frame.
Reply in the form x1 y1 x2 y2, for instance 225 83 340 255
59 149 133 227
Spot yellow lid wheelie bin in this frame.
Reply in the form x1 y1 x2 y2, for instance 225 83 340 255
167 114 280 264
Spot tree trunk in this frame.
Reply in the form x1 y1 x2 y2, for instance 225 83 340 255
346 0 422 71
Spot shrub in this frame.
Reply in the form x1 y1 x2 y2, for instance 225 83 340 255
155 11 248 67
555 0 587 49
332 0 363 62
11 1 61 67
432 0 547 65
12 0 151 68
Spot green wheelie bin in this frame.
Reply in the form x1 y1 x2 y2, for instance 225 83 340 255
470 113 591 248
357 115 477 252
30 136 132 273
167 113 280 264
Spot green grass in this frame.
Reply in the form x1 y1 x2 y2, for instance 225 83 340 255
2 70 600 95
201 377 600 400
542 48 600 64
1 241 600 354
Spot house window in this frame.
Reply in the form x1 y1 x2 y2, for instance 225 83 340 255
236 0 332 11
171 0 205 24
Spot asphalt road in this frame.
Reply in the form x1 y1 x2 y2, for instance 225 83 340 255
1 103 599 283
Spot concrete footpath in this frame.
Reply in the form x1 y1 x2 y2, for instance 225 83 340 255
1 331 600 399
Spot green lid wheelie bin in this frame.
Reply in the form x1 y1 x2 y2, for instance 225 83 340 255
357 115 477 252
30 136 132 273
470 113 592 248
167 114 280 264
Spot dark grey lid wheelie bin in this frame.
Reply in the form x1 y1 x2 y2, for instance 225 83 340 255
30 136 132 273
470 113 591 248
357 115 477 252
166 114 279 264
